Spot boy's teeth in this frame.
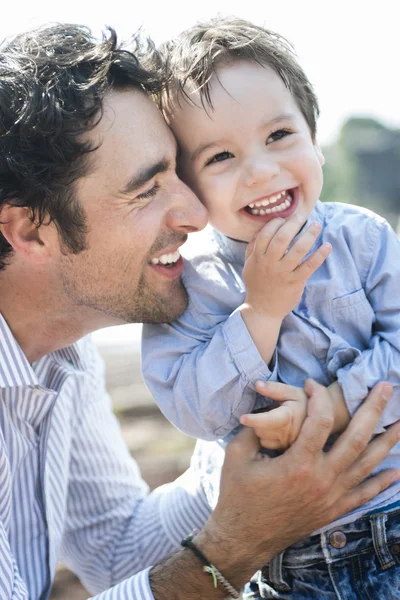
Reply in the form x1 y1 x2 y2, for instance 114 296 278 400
248 190 287 210
151 249 180 265
247 193 292 216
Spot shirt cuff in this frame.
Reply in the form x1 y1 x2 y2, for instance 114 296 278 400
223 309 278 384
89 568 154 599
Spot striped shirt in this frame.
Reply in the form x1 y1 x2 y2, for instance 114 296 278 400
0 314 211 599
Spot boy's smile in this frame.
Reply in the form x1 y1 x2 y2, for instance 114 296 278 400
168 60 324 243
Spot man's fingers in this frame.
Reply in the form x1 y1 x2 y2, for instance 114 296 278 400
289 379 334 455
224 425 265 465
334 469 400 520
255 380 304 402
240 407 290 430
340 420 400 489
328 382 393 475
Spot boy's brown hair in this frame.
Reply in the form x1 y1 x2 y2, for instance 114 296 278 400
160 16 319 139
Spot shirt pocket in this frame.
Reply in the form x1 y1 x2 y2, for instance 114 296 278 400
331 288 375 349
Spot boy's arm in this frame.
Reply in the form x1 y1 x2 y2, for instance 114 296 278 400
142 217 329 442
142 274 275 442
240 215 330 365
334 217 400 433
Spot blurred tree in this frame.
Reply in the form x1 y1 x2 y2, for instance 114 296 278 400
321 117 400 230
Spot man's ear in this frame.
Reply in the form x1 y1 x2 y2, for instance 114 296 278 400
0 204 55 263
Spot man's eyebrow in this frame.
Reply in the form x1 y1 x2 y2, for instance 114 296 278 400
191 114 296 162
120 159 170 195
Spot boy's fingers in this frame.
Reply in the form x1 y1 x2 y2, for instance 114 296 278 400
256 380 304 402
266 214 307 260
328 383 393 475
253 218 285 256
245 237 256 262
240 406 290 429
282 223 323 269
293 243 332 279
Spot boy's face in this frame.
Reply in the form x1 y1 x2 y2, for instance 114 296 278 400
167 60 324 243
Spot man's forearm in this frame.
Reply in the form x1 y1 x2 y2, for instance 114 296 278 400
149 524 265 599
150 547 229 600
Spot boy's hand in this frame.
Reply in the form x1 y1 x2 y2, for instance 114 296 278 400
243 214 331 320
240 381 308 449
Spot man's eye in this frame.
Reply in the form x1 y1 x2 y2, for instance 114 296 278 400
137 184 160 200
206 151 233 166
267 128 292 143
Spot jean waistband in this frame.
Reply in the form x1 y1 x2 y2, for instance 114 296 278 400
279 506 400 569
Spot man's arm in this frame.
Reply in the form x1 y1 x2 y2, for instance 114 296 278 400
149 380 400 599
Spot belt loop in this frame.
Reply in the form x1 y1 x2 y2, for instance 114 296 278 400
268 552 291 591
370 513 395 570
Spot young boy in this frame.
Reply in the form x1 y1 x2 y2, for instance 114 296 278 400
142 17 400 598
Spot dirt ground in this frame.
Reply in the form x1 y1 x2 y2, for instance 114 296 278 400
49 344 196 599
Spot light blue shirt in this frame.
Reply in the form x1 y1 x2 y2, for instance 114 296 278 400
0 314 211 600
142 201 400 528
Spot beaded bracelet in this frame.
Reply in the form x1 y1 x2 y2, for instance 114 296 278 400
181 531 241 599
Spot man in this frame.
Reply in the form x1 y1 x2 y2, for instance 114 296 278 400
0 23 398 600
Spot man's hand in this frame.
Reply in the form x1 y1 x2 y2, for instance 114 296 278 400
195 380 400 590
240 381 308 449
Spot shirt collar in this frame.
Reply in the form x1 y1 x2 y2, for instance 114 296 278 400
0 313 86 389
0 314 39 388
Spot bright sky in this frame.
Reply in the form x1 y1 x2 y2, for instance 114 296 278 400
1 0 399 146
1 0 398 345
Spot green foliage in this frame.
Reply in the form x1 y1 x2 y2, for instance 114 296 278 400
320 117 400 229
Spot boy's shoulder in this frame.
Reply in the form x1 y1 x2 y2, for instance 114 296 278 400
318 200 389 241
320 200 386 225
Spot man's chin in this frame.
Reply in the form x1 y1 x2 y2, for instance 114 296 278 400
133 283 189 325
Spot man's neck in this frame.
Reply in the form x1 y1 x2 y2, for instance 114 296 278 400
0 262 117 363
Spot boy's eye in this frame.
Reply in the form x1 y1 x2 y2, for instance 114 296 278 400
267 128 292 143
205 150 233 165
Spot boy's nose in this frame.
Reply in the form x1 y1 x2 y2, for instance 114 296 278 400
166 178 208 233
244 154 280 186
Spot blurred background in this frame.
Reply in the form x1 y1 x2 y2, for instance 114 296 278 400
1 0 399 597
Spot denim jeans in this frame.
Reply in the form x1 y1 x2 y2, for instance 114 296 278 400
243 506 400 599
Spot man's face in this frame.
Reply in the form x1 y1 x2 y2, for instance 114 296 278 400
168 60 324 243
57 89 207 325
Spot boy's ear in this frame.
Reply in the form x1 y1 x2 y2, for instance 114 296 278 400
314 143 325 167
0 204 55 263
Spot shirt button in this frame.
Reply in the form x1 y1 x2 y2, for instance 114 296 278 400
329 530 347 548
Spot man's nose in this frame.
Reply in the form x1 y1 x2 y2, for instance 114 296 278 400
243 152 280 186
166 179 208 233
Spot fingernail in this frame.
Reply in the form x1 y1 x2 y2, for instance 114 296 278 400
311 222 322 231
381 384 393 401
256 380 267 388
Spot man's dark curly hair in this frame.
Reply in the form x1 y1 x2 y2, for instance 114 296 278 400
0 23 164 269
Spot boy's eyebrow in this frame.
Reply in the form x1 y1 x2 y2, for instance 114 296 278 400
191 113 297 161
191 140 227 162
120 159 170 195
